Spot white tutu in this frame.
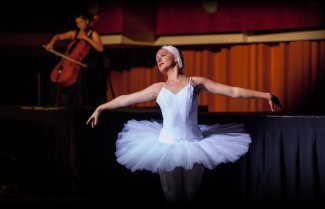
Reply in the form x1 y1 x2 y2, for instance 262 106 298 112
115 119 251 174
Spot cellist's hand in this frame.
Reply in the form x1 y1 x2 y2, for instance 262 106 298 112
43 43 54 51
78 33 90 41
86 106 103 128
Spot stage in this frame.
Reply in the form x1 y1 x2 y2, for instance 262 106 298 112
0 105 324 205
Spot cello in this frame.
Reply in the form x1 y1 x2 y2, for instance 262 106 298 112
44 13 100 88
45 39 90 87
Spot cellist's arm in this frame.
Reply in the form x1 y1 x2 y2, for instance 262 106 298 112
79 30 104 52
44 31 75 51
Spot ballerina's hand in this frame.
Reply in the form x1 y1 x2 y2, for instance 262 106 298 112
269 94 283 111
86 109 101 128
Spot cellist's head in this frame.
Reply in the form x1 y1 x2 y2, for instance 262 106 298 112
74 11 90 31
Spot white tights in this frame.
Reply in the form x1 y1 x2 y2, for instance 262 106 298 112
159 163 205 204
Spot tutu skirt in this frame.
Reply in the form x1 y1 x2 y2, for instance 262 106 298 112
115 119 251 174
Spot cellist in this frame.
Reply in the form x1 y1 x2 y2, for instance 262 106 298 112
44 10 104 107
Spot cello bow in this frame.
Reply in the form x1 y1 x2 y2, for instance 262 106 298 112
43 45 88 68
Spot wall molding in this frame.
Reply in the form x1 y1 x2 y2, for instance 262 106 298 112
1 29 324 50
100 29 325 46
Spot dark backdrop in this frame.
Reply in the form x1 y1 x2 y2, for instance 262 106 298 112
0 106 324 205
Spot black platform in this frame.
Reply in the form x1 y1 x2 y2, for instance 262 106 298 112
0 106 324 206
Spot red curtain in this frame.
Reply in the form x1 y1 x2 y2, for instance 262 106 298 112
107 40 325 113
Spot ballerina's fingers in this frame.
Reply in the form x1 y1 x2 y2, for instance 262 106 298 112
271 95 283 110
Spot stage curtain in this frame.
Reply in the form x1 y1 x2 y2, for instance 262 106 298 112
196 114 325 204
107 40 325 113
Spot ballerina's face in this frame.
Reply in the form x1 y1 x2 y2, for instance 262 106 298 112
156 48 177 74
